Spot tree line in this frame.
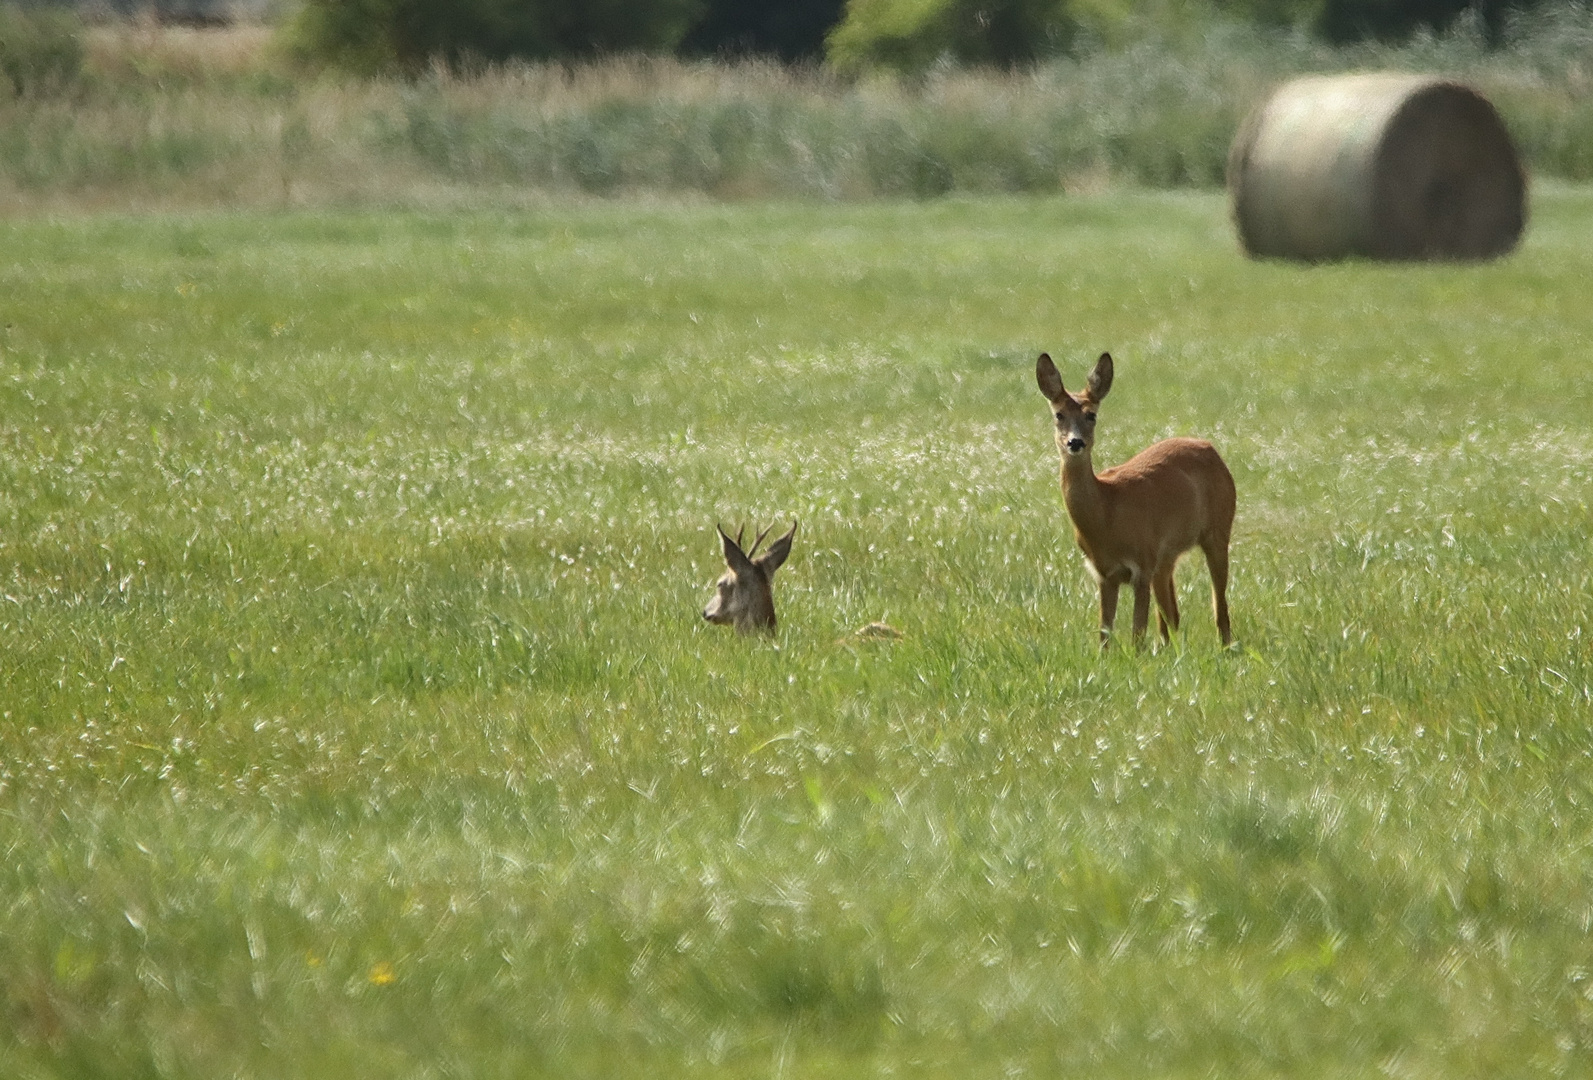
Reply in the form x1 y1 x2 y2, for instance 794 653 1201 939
290 0 1540 72
1 0 1545 77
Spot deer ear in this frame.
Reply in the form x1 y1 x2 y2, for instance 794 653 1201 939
1086 352 1113 401
718 523 755 576
754 521 797 576
1036 353 1065 402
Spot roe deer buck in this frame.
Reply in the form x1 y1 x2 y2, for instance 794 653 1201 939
1036 352 1234 648
702 521 797 635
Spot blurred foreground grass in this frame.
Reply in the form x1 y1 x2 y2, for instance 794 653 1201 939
1 190 1591 1077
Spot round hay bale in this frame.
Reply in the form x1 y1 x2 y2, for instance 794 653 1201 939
1228 73 1526 261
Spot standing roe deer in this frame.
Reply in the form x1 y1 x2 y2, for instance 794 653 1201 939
702 522 797 635
1036 352 1234 648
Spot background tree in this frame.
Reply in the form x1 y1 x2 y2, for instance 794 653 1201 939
681 0 848 60
290 0 706 73
826 0 1539 70
1313 0 1516 42
0 3 82 96
826 0 1079 71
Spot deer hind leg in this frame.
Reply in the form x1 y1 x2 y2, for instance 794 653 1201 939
1152 565 1180 643
1098 580 1120 650
1201 533 1232 646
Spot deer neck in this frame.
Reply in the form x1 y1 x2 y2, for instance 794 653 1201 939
1060 451 1108 535
734 584 777 635
736 612 775 635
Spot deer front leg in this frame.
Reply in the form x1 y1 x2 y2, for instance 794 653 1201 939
1131 576 1152 645
1098 580 1119 649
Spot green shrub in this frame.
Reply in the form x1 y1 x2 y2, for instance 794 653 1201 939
0 4 83 97
288 0 707 73
826 0 1081 72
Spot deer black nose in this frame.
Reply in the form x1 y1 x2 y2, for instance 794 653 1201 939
1066 437 1086 453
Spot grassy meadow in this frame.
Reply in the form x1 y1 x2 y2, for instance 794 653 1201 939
2 187 1592 1077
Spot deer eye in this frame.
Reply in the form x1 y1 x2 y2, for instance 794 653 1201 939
1083 412 1096 422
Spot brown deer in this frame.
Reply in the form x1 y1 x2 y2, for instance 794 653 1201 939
1036 352 1234 648
702 522 798 635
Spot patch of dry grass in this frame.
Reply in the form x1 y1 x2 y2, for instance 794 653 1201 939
83 21 278 86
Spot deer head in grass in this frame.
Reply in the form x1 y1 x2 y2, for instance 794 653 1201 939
702 521 797 635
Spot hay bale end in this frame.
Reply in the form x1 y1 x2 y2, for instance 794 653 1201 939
1228 73 1526 261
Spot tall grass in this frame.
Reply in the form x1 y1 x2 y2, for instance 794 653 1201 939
4 8 1593 209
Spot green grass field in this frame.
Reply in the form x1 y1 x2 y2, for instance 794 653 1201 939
2 188 1591 1078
